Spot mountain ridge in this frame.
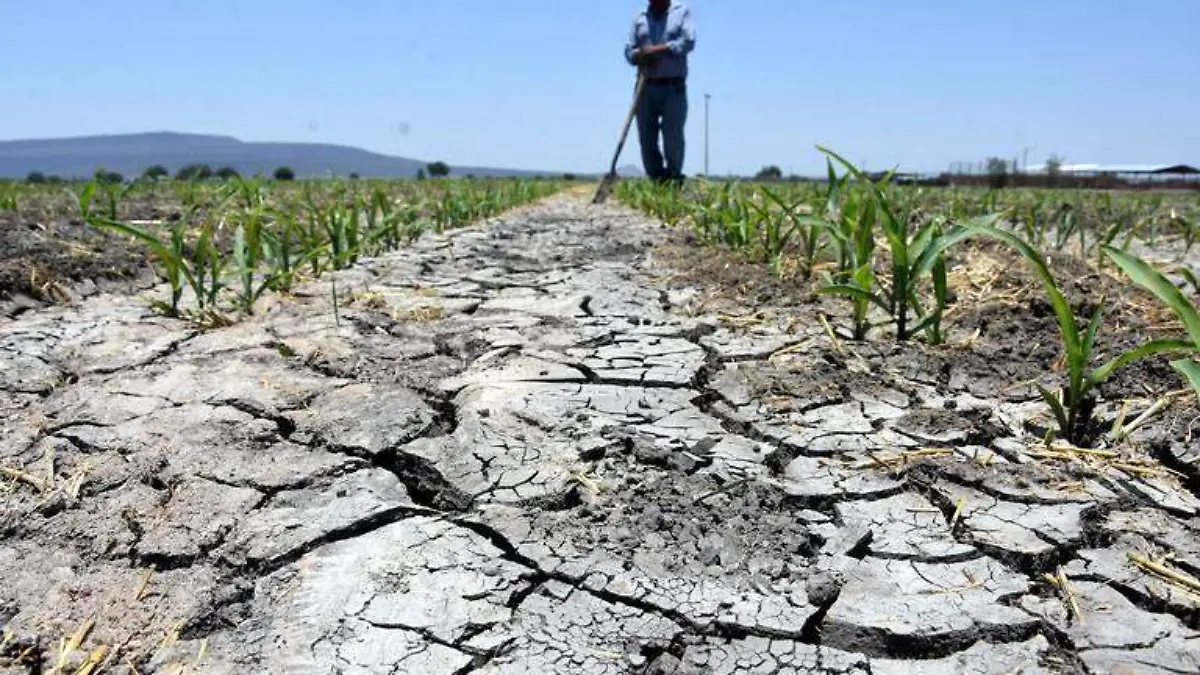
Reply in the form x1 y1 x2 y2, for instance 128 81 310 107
0 132 587 179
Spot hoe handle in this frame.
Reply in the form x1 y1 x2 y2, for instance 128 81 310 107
608 72 647 175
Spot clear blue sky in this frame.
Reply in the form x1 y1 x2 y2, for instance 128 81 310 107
4 1 1198 176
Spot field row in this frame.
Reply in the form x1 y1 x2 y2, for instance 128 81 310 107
616 150 1200 450
0 177 565 321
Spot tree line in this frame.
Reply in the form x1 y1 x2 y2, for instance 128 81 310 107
22 160 463 184
24 165 297 184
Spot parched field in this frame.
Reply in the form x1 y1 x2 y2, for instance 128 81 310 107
1 170 1199 674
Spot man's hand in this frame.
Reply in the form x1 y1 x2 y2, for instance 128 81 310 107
634 43 669 63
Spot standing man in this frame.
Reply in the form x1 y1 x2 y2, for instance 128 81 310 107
625 0 696 186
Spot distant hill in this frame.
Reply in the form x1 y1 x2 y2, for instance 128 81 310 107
0 132 561 179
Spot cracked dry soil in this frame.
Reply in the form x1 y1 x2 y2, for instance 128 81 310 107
2 192 1200 674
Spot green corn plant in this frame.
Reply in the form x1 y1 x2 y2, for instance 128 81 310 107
227 174 266 211
686 184 725 244
189 222 226 311
1095 221 1125 268
230 205 270 312
905 217 952 345
1142 195 1166 246
819 180 878 340
691 182 753 251
95 179 136 221
1102 246 1200 400
364 186 398 252
949 223 1196 446
86 217 195 316
301 185 344 272
368 198 423 250
650 182 691 227
745 191 795 275
759 186 825 278
1173 266 1200 297
1019 193 1049 248
817 146 981 343
66 182 99 223
820 159 860 277
1052 201 1078 251
0 183 18 211
72 180 189 315
1165 209 1197 254
262 210 299 292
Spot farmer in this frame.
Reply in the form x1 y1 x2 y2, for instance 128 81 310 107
624 0 696 185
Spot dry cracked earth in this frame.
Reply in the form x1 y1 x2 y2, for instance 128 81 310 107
2 192 1200 674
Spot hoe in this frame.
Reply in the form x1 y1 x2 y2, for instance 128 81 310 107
592 72 646 204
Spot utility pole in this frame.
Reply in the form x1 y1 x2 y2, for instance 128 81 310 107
704 93 711 177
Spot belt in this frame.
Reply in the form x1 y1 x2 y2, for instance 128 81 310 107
645 77 685 86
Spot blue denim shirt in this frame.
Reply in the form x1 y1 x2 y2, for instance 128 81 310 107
624 2 696 80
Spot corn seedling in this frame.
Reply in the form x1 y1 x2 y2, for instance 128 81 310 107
817 146 993 343
230 206 273 312
759 186 825 278
95 178 136 221
0 183 18 211
819 179 878 340
953 224 1197 445
1102 246 1200 400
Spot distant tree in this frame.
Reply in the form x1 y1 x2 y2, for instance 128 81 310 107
755 165 783 181
94 168 124 184
176 164 213 181
274 166 296 181
214 166 239 181
26 171 47 184
561 173 577 181
416 169 427 181
985 157 1009 189
143 165 169 181
426 161 450 178
1045 155 1065 177
349 172 360 180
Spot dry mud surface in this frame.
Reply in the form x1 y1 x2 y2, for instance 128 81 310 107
3 192 1200 674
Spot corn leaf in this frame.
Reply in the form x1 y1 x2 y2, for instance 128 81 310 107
1102 246 1200 346
960 222 1082 363
1171 358 1200 397
1036 384 1070 435
1087 339 1198 393
817 284 889 311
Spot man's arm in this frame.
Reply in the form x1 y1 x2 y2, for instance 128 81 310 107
624 16 641 65
665 7 695 55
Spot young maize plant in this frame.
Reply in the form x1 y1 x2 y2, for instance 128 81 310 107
706 182 755 250
819 171 877 340
70 176 561 323
85 215 196 317
230 203 278 313
1017 193 1050 248
94 178 136 221
817 147 992 344
261 206 305 294
1167 208 1197 254
757 186 825 278
1102 246 1200 398
952 223 1198 446
0 183 19 212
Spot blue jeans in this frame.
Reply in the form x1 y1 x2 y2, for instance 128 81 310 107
636 80 687 182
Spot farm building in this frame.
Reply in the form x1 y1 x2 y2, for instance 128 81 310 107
1023 163 1200 182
